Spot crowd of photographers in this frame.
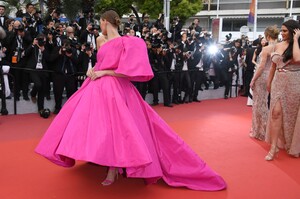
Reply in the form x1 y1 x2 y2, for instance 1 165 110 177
0 3 257 117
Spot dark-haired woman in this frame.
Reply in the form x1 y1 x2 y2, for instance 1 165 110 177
35 10 226 191
249 26 279 140
265 20 300 160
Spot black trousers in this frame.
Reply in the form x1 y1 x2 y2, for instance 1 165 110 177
11 62 29 98
244 70 254 96
53 73 77 110
180 71 192 101
190 70 203 99
29 71 48 111
134 82 148 100
151 73 171 105
168 71 181 103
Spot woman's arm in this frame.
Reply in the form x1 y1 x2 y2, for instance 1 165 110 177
293 28 300 62
267 62 276 93
250 47 268 89
89 70 127 81
252 49 257 65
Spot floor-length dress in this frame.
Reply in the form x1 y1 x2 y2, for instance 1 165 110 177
266 53 300 156
251 54 272 140
35 36 226 191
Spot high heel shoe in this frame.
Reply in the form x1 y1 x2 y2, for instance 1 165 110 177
101 167 119 186
265 146 279 161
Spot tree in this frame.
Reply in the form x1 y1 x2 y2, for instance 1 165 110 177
94 0 202 24
94 0 133 17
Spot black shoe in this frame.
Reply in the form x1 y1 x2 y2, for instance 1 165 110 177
164 104 173 107
224 95 228 99
53 108 60 114
172 100 179 105
193 98 201 102
152 102 159 106
5 96 12 99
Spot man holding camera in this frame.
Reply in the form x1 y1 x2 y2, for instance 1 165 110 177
80 22 96 52
6 21 32 101
124 14 139 34
25 34 49 113
169 16 182 43
52 39 78 114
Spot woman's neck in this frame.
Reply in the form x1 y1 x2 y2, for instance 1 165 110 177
107 26 120 41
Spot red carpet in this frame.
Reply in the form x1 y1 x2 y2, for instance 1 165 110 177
1 97 300 199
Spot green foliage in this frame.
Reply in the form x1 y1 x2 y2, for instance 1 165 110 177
62 0 81 19
136 0 162 19
170 0 202 22
94 0 133 17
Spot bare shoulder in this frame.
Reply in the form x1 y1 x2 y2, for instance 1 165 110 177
96 35 108 48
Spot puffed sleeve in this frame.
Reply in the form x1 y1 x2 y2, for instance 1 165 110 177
115 36 154 82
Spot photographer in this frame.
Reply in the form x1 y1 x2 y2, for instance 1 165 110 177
169 16 182 43
0 4 9 31
6 21 32 101
44 9 61 24
52 40 78 114
25 34 50 113
78 9 94 32
124 14 138 34
149 43 172 107
140 14 152 30
188 18 202 34
79 22 96 51
77 42 96 86
0 26 11 99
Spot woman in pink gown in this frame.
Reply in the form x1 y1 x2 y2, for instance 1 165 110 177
35 10 226 191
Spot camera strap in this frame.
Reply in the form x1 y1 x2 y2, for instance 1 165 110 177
16 35 23 49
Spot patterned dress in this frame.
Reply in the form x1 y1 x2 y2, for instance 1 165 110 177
251 54 272 140
266 53 300 156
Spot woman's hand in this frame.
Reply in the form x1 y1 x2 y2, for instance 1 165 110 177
86 67 94 77
250 80 255 90
90 70 106 81
294 28 300 40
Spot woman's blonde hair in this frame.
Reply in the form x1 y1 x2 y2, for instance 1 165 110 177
264 25 279 40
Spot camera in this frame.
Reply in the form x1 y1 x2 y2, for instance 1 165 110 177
37 37 45 46
39 108 51 119
61 45 73 54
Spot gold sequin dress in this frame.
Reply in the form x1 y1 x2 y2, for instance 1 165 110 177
266 53 300 156
251 54 272 140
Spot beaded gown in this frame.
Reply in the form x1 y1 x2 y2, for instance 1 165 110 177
266 53 300 156
251 53 272 140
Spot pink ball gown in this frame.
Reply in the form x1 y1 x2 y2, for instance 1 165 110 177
35 36 226 191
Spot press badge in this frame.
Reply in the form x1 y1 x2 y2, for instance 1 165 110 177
36 62 43 69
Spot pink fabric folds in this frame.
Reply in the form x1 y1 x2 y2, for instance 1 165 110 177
35 36 226 191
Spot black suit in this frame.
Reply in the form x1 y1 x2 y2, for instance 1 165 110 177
51 48 79 112
0 15 9 30
6 31 32 100
25 45 49 110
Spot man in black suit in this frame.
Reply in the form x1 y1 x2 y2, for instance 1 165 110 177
25 34 49 112
169 17 183 43
79 22 96 51
0 4 9 31
51 41 79 114
6 21 32 100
